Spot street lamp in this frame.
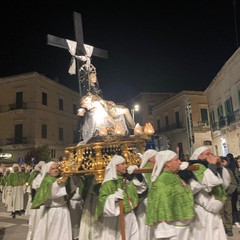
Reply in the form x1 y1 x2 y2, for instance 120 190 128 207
131 104 140 122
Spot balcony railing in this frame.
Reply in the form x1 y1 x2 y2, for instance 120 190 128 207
211 109 240 132
157 122 183 132
8 103 27 111
5 137 27 145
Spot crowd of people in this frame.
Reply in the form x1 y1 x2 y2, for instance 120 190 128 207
0 147 240 240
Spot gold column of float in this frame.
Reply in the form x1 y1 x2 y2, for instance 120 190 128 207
93 144 105 183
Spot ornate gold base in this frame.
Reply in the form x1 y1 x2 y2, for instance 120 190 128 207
58 136 147 183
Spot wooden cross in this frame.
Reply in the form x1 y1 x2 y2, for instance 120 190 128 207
47 12 108 97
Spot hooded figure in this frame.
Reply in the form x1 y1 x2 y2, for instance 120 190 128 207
136 149 158 240
188 146 230 240
5 163 25 217
25 161 46 239
190 146 209 160
146 150 195 240
30 161 73 240
94 155 139 240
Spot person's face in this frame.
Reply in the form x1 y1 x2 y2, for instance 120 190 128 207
88 73 97 84
222 159 228 167
116 161 127 175
49 163 59 177
198 149 213 160
165 156 182 173
237 159 240 167
13 167 19 172
148 155 156 166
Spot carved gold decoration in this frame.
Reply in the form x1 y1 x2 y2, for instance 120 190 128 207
57 136 148 184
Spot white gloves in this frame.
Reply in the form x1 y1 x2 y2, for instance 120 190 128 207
115 188 124 199
179 161 189 170
127 165 138 174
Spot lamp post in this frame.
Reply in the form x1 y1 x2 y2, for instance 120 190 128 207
131 104 140 122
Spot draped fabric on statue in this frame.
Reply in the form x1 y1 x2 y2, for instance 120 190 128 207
80 102 128 144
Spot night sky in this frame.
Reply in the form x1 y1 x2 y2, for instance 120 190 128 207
1 0 239 102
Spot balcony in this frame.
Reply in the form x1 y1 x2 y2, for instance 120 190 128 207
5 137 27 145
194 121 210 127
211 109 240 133
157 122 184 133
8 103 27 111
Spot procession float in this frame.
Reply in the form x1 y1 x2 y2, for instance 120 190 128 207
47 12 155 184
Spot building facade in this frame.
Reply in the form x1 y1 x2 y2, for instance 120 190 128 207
128 92 175 126
205 47 240 157
0 72 80 164
152 91 212 157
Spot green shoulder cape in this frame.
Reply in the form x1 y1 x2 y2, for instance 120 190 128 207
146 170 195 225
192 163 227 201
6 172 21 187
95 176 138 219
31 175 56 209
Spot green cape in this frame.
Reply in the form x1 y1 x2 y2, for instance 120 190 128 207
31 175 56 209
193 163 227 201
146 170 195 225
95 176 138 219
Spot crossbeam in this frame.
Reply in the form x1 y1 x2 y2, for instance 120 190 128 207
47 12 108 97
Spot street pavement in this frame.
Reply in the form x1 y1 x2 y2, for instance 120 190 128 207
0 200 28 240
0 196 240 240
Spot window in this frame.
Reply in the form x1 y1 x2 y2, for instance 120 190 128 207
225 97 234 124
42 124 47 138
200 108 208 124
148 104 155 115
210 110 215 127
16 91 23 109
175 111 180 128
42 92 47 106
224 97 233 115
73 104 78 115
203 140 212 146
217 105 224 118
59 98 64 110
15 124 23 143
59 127 64 141
73 130 79 143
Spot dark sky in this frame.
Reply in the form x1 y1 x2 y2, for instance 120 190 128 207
1 0 240 102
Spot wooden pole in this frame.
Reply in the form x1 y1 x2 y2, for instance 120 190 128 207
119 199 126 240
132 164 199 174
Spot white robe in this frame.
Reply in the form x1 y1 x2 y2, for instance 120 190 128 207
32 181 72 240
189 167 230 240
6 185 24 212
78 100 128 145
93 194 139 240
26 174 44 240
94 178 146 240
